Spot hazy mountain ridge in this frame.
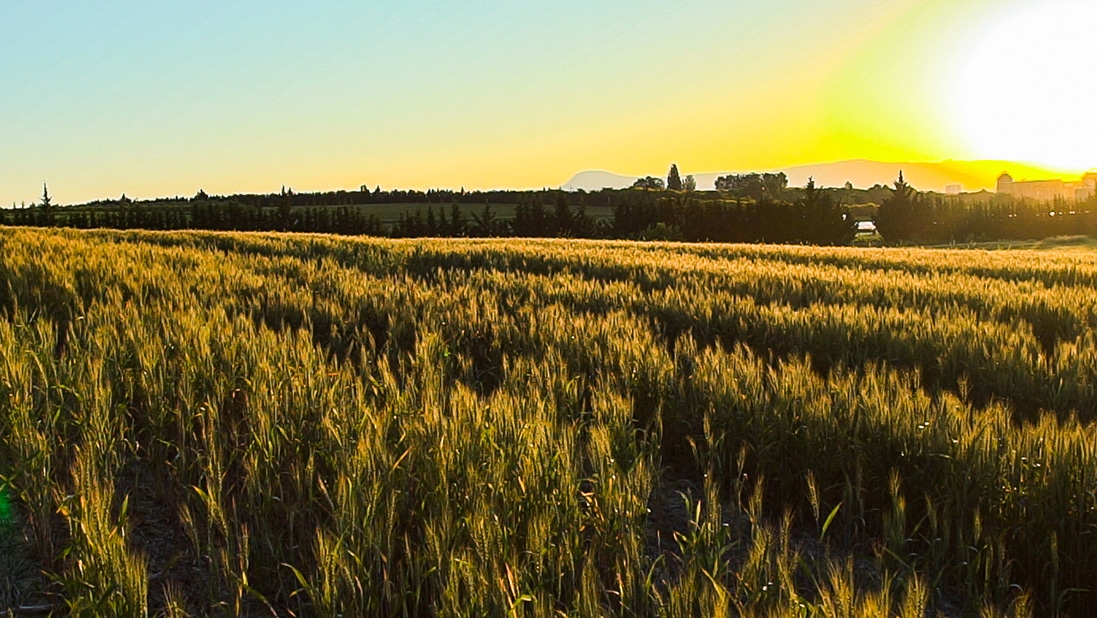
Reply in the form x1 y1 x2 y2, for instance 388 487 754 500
564 160 1066 193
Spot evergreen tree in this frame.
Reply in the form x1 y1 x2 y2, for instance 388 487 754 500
365 213 383 236
529 198 547 235
553 192 573 236
572 201 594 237
874 171 927 243
799 178 855 245
39 182 55 226
436 207 449 236
449 202 466 236
513 200 529 236
277 191 294 231
513 198 547 237
471 203 500 237
667 164 683 191
426 206 438 236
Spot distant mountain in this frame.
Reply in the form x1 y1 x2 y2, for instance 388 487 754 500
561 170 638 191
563 160 1065 193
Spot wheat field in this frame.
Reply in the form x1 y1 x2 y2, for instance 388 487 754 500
2 228 1096 616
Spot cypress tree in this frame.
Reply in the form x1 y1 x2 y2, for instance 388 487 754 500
667 164 683 191
450 202 466 236
553 192 573 236
39 182 55 226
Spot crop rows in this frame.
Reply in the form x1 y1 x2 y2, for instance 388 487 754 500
1 228 1096 615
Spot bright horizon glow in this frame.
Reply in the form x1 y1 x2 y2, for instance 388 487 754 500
0 0 1089 205
949 1 1097 174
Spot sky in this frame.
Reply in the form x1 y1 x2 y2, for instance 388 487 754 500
2 0 1095 204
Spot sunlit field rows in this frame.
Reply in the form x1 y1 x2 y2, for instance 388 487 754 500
2 227 1097 616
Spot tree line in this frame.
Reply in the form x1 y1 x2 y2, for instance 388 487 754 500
610 178 853 244
6 170 1097 245
0 178 857 245
876 172 1097 244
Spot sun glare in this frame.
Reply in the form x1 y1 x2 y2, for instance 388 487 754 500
950 1 1097 172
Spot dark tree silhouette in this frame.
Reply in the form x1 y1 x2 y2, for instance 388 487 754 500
552 192 573 236
32 175 1068 246
425 206 438 235
449 202 466 236
667 164 683 191
39 182 54 226
277 191 293 231
874 171 928 243
513 196 549 237
471 203 503 237
799 178 856 245
572 200 594 237
714 172 787 201
631 176 665 190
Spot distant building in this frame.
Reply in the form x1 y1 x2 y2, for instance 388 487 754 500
945 184 962 195
997 171 1096 202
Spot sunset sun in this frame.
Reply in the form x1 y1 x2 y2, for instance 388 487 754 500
951 1 1097 172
